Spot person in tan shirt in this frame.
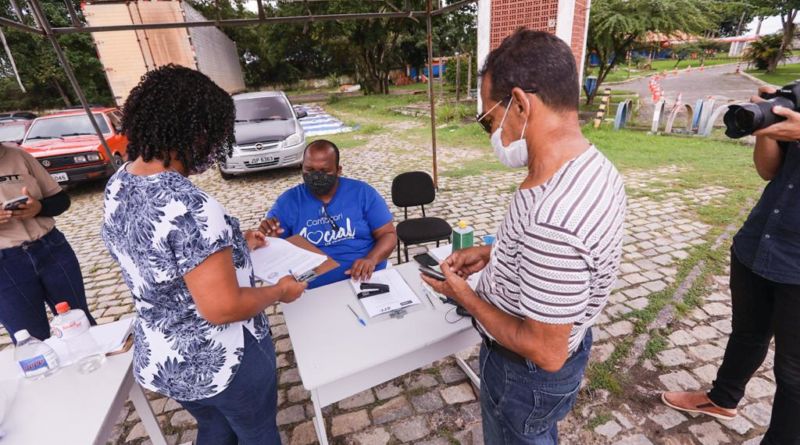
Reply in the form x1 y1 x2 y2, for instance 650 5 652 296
0 142 95 342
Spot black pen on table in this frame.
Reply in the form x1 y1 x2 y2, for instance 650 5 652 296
347 304 367 327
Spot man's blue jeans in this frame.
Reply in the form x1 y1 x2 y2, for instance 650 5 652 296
0 228 94 342
178 329 281 445
480 329 593 445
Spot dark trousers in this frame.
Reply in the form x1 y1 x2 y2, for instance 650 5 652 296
179 329 281 445
709 251 800 445
480 329 592 444
0 228 94 342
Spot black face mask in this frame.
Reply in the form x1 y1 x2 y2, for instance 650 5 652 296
303 171 338 196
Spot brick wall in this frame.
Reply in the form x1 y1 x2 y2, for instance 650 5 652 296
571 0 588 66
489 0 587 68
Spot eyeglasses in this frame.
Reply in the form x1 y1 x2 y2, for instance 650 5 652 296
321 205 339 232
476 89 537 134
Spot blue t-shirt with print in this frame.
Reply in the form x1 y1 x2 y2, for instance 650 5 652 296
267 177 393 288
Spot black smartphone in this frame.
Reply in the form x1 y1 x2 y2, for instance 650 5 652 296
413 252 439 268
420 265 446 281
3 196 28 211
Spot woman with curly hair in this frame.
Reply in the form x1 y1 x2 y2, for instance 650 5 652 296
101 65 306 444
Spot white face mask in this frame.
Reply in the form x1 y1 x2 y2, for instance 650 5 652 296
490 98 529 168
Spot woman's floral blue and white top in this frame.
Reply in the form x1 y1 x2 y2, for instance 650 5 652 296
101 165 269 401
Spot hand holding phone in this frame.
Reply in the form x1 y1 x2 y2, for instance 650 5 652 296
419 265 446 281
3 196 28 211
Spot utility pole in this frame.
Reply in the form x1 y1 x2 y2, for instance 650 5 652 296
455 52 461 103
466 52 472 100
439 56 444 102
426 0 438 189
735 11 746 36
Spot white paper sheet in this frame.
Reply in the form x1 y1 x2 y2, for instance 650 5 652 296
250 237 328 284
45 317 134 364
429 244 452 263
350 269 421 318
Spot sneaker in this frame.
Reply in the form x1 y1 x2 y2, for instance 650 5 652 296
661 391 737 420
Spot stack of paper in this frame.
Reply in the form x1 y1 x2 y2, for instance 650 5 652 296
251 237 328 284
350 269 420 318
45 317 134 363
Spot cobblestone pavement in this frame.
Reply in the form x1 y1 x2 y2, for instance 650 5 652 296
578 263 774 445
1 118 770 444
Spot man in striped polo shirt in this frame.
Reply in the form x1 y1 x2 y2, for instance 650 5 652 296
422 29 626 444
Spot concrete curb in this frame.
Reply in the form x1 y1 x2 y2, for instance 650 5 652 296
736 70 777 87
605 61 743 86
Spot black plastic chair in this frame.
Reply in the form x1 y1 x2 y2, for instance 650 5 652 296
391 171 452 263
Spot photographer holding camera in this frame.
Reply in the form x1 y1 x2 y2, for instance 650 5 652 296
662 86 800 445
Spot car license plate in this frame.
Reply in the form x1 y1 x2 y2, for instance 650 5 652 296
50 172 68 183
251 156 275 164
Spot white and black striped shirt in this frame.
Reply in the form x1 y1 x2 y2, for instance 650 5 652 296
476 146 626 354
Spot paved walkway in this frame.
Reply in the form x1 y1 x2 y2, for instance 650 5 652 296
0 117 771 444
614 63 757 109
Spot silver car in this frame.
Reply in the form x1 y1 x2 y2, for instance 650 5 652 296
220 91 307 179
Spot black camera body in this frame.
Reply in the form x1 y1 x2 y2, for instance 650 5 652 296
723 82 800 138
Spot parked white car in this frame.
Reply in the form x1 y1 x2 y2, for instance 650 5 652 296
220 91 307 179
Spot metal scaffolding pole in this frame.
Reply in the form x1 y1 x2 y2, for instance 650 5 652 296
63 0 81 28
8 0 24 21
0 16 42 34
26 0 115 167
426 0 438 189
0 28 25 92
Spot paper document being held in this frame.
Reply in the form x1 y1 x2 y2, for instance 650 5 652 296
351 269 420 318
251 237 328 284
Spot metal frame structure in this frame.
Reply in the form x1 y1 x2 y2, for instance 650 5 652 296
1 0 478 185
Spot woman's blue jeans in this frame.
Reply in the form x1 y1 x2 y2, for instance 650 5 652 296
0 228 94 342
178 329 281 445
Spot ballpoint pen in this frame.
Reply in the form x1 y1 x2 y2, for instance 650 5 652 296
347 304 367 327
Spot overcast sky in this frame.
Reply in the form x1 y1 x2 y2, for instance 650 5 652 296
743 16 791 37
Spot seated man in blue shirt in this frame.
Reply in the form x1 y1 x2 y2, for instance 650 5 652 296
259 139 397 288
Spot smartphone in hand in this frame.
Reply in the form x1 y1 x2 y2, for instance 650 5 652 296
3 196 28 211
420 265 446 281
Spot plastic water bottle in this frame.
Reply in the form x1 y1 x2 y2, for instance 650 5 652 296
13 329 59 380
50 302 104 374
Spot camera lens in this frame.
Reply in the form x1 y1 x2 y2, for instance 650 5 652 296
734 108 756 132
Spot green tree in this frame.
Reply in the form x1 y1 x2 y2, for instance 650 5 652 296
671 39 725 67
710 1 757 37
586 0 715 104
0 0 112 111
749 0 800 73
745 32 791 70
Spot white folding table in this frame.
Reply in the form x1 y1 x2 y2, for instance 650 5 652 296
282 261 481 445
0 322 167 445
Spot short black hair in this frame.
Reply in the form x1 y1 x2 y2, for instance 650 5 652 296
122 64 235 170
304 139 340 166
479 29 579 112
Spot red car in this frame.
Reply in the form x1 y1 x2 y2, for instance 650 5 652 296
20 108 128 185
0 112 37 144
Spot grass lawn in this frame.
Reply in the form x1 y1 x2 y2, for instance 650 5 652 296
747 62 800 86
